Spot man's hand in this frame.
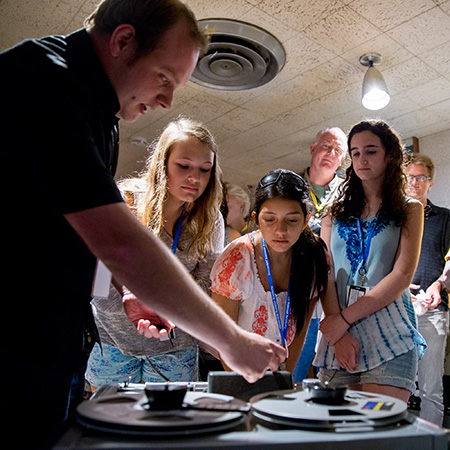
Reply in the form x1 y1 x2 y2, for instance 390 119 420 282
218 329 287 383
334 332 359 371
425 282 442 309
410 282 441 309
122 290 175 338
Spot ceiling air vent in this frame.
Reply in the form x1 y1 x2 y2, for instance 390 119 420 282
191 19 286 91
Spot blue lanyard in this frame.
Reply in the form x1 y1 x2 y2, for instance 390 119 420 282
171 210 184 254
261 237 291 348
356 216 378 275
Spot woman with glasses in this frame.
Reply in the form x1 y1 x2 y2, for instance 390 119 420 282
314 119 426 402
210 169 330 375
85 117 224 389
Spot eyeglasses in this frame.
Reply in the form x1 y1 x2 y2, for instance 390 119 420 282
319 142 345 157
406 174 431 183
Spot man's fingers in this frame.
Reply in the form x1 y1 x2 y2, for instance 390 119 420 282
239 343 287 383
266 344 287 373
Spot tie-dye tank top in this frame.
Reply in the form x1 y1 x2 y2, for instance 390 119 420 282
314 216 426 372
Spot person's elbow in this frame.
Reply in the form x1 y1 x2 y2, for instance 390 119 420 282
397 266 418 293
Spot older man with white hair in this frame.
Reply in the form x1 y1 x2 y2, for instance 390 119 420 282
294 127 348 381
299 127 348 234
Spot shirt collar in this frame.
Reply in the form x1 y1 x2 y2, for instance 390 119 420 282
65 29 120 118
302 167 342 195
424 199 437 217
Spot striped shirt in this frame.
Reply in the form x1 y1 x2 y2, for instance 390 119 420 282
411 200 450 311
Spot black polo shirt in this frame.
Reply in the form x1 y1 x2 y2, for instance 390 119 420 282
411 200 450 311
0 29 124 371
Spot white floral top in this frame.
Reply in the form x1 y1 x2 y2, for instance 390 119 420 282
210 232 296 347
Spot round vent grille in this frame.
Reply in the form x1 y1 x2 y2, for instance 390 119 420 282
190 19 286 91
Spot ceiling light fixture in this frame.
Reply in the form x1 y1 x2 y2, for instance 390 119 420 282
130 136 149 147
359 52 390 110
190 19 286 91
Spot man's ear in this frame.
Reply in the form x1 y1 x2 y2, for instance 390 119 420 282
109 24 137 58
251 211 258 225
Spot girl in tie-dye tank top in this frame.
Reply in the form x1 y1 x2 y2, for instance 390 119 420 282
314 120 426 402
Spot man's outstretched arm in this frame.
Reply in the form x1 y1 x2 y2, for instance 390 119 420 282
66 202 286 382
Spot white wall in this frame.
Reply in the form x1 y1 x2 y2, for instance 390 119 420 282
415 128 450 209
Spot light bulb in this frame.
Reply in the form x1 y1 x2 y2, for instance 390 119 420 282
361 65 390 110
362 88 391 110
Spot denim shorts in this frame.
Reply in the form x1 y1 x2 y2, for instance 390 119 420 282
85 343 197 388
318 347 418 394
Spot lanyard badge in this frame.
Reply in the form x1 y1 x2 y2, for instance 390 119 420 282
309 185 338 218
160 209 183 347
171 210 184 254
346 285 370 307
261 237 291 349
355 217 378 286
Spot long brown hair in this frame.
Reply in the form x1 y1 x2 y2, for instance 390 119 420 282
330 120 407 227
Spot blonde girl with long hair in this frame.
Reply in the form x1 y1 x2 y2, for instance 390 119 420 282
86 117 224 388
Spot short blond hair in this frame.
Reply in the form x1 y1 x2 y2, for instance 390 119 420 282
225 183 251 218
403 153 435 180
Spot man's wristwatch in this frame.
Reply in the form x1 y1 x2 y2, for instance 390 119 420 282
436 279 445 291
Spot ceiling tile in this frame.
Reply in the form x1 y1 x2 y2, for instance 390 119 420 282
383 57 440 95
278 32 337 82
239 4 298 43
348 0 435 31
440 0 450 14
419 40 450 79
340 33 414 71
402 77 450 108
303 5 380 54
185 0 254 20
1 0 450 188
0 0 80 36
256 0 344 32
387 7 450 53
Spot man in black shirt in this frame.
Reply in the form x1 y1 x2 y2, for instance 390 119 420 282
404 153 450 426
0 1 285 447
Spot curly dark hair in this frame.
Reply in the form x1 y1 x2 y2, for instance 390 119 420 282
253 169 329 330
330 120 407 227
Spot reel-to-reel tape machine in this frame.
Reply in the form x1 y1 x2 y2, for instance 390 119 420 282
53 374 450 449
